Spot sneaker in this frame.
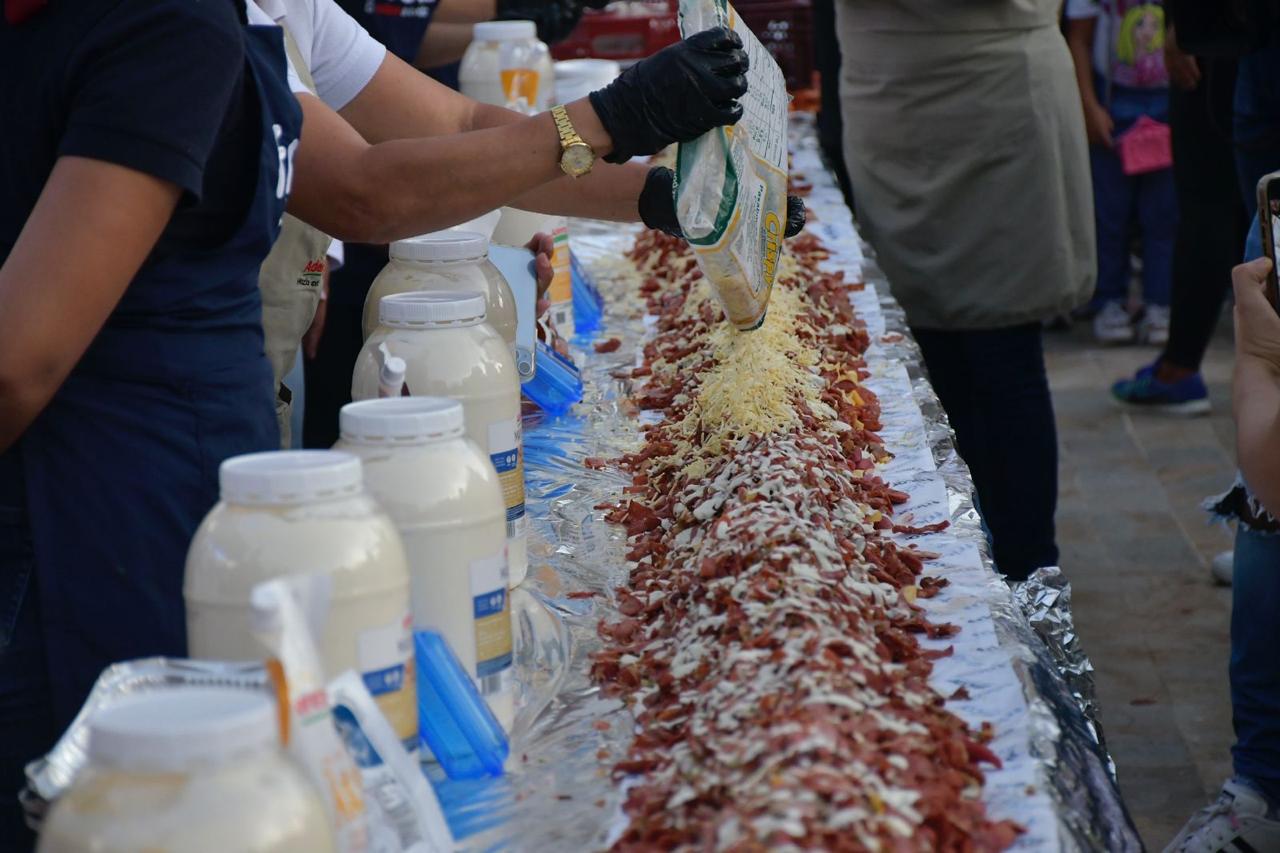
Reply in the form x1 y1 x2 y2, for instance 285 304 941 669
1141 304 1171 346
1211 550 1233 586
1111 361 1212 416
1164 778 1280 853
1094 301 1136 344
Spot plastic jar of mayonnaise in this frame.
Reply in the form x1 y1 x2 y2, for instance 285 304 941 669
38 687 333 853
459 20 554 114
335 397 514 731
353 292 529 588
362 231 518 355
183 451 418 750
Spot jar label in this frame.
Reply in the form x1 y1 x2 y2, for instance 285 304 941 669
488 417 525 538
358 612 418 752
470 552 513 699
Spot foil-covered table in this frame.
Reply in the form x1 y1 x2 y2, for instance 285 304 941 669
430 116 1140 851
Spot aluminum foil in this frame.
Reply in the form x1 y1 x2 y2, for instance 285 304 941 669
24 117 1140 852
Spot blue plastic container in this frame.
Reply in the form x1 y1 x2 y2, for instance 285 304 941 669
521 341 583 417
415 630 509 779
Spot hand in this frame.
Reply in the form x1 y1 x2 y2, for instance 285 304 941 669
1084 100 1115 148
589 27 748 164
638 166 807 239
303 266 329 361
1233 257 1280 369
1165 25 1201 91
524 231 555 301
497 0 592 45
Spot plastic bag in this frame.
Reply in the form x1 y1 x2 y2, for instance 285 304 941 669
252 575 371 853
675 0 788 330
328 672 454 852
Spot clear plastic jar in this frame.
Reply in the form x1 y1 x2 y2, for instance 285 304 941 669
335 397 514 731
38 687 333 853
183 451 417 750
362 230 517 356
352 292 529 588
459 20 554 114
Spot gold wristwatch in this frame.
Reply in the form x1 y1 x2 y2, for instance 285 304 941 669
551 104 596 178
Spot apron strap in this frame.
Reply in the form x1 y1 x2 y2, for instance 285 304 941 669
281 25 319 96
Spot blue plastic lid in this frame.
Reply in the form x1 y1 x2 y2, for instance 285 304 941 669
522 341 583 417
415 631 509 780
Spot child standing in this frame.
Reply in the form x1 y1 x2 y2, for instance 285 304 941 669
1066 1 1176 345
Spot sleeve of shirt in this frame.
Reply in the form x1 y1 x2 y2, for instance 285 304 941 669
305 0 388 110
247 1 308 93
1063 0 1099 20
58 0 246 201
327 238 344 272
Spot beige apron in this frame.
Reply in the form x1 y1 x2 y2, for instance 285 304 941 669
259 27 329 447
835 0 1096 330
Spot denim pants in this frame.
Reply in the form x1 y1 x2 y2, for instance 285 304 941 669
1231 525 1280 804
1089 78 1177 307
912 324 1059 581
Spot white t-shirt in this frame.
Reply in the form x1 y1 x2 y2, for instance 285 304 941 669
246 0 387 110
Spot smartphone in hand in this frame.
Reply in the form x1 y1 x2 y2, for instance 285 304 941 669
1255 171 1280 310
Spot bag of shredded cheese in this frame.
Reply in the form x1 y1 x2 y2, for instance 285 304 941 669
675 0 788 331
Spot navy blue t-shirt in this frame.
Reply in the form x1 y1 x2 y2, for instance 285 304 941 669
0 0 258 284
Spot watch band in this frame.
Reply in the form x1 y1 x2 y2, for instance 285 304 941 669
551 104 584 148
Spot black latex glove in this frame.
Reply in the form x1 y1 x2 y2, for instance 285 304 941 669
639 167 808 239
497 0 592 45
590 27 749 164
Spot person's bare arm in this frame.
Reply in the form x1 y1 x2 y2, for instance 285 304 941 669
415 21 481 69
1233 257 1280 517
0 158 181 450
336 52 652 223
1066 17 1113 147
289 91 615 241
431 0 496 24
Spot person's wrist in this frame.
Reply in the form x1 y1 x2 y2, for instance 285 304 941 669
565 98 613 160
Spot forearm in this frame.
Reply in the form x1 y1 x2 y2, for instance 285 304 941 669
431 0 496 24
1066 22 1100 108
1234 355 1280 517
290 94 610 242
471 103 647 221
415 22 478 69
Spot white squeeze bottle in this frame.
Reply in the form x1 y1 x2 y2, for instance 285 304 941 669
362 230 518 358
352 292 529 588
459 20 554 114
37 688 333 853
183 451 418 752
335 397 515 732
493 207 574 338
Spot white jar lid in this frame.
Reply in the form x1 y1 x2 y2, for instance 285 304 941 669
391 230 488 263
219 450 363 505
88 687 276 773
474 20 537 42
341 397 466 444
379 291 487 328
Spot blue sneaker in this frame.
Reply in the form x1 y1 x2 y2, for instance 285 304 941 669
1111 362 1211 416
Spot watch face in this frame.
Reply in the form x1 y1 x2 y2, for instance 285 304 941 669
562 142 595 177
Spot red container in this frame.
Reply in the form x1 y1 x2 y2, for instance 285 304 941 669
732 0 814 91
552 2 681 63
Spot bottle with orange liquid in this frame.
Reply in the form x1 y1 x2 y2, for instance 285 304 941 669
459 21 554 115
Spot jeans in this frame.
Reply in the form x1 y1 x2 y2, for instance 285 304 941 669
912 324 1058 581
1163 59 1249 372
1231 525 1280 805
1089 79 1177 308
1234 43 1280 209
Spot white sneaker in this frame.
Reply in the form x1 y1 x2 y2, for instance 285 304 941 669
1164 779 1280 853
1211 550 1233 586
1141 304 1171 347
1093 301 1136 344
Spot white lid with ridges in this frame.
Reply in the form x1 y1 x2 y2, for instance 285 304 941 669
88 687 277 773
474 20 537 42
391 230 488 263
378 291 487 328
220 450 363 505
341 397 466 444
